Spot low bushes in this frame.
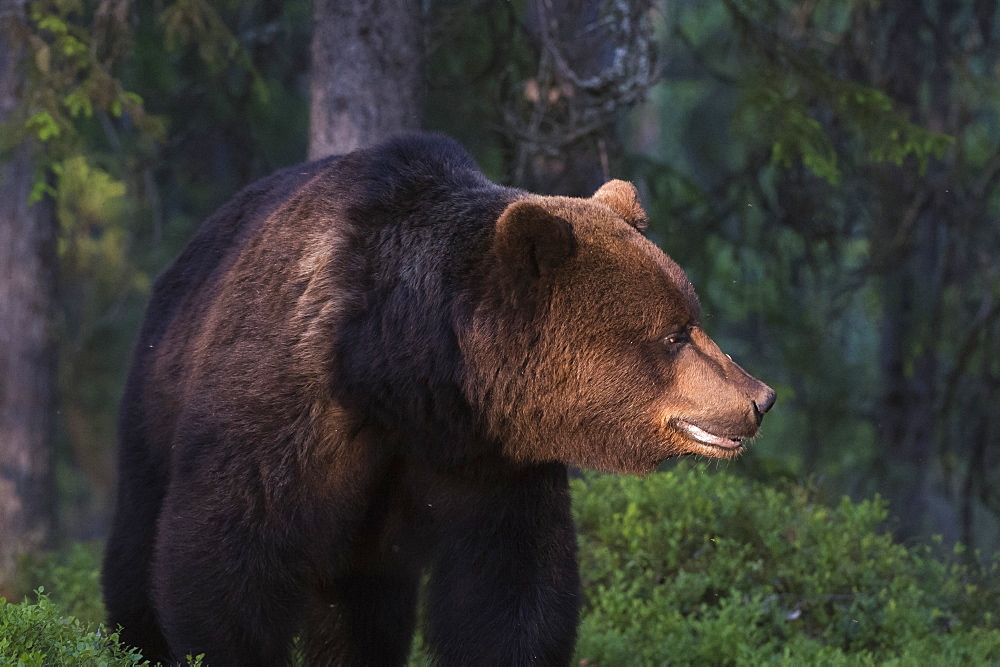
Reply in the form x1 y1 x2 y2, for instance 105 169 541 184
0 590 144 666
3 464 998 665
573 463 1000 664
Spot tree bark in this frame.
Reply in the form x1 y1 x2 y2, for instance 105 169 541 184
864 1 949 541
517 0 611 196
308 0 424 159
505 0 656 196
0 8 57 595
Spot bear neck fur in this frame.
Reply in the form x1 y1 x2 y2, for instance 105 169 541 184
330 135 522 463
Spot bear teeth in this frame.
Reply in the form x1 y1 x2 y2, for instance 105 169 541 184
675 420 743 450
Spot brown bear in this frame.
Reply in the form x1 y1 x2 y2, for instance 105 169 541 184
102 134 774 666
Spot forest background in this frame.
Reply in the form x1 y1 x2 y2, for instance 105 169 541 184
1 0 998 600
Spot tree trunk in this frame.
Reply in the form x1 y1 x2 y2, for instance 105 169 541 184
518 0 611 196
308 0 424 159
0 14 57 595
864 1 950 541
505 0 656 196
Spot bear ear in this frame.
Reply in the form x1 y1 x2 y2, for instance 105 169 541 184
493 200 577 279
592 180 648 232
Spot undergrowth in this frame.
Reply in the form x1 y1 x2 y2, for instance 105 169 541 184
4 463 998 665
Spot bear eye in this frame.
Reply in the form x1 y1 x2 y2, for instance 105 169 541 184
663 330 690 348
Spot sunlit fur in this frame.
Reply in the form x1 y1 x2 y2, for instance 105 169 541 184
462 191 774 474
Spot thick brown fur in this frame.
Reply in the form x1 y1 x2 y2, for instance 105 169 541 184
102 134 774 666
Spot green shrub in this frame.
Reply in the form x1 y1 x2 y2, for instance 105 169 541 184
572 463 1000 665
4 547 204 666
0 589 146 666
6 467 999 665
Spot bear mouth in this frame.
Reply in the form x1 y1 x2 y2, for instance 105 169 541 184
672 419 748 457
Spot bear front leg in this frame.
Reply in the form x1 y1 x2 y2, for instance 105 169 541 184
425 462 581 666
300 459 428 665
300 571 420 666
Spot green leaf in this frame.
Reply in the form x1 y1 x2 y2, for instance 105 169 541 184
36 16 68 34
26 111 61 141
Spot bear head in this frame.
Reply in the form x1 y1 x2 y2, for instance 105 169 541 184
463 180 776 474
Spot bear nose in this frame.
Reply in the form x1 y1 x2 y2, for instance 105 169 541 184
752 387 777 426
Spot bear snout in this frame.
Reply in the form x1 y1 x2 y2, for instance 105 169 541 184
752 386 777 425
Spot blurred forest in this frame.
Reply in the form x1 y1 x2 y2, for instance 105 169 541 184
1 0 998 592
